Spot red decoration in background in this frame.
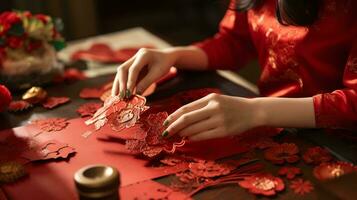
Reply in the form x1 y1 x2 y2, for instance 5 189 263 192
313 161 357 180
53 68 86 83
76 102 103 117
71 43 154 63
21 139 75 162
79 87 104 99
238 173 285 196
303 146 332 165
278 166 302 179
0 84 12 112
188 160 235 178
8 100 32 112
41 97 70 109
290 179 314 195
264 143 300 164
31 118 69 132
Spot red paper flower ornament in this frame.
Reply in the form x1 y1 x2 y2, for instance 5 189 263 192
8 100 32 112
313 161 357 180
41 96 70 109
303 146 332 165
76 102 103 117
238 173 285 196
31 118 69 132
278 166 302 179
189 160 235 178
264 143 299 164
290 178 314 195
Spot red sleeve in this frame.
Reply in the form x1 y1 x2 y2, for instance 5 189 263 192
193 3 257 70
313 40 357 130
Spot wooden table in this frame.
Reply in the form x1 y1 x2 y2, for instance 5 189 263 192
1 28 357 200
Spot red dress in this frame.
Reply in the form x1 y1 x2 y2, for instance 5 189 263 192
195 0 357 130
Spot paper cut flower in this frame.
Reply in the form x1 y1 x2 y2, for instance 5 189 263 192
76 102 103 117
41 96 70 109
189 160 235 178
303 146 332 165
313 161 357 180
264 143 299 164
8 100 32 112
31 118 69 132
278 166 302 179
290 178 314 195
108 106 141 131
238 173 285 196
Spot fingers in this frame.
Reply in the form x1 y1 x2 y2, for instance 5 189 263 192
111 57 134 98
127 50 149 95
111 73 120 96
164 94 212 126
178 116 219 137
164 105 213 137
189 128 221 141
136 65 159 94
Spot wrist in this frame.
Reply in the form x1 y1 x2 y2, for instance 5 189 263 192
248 98 269 127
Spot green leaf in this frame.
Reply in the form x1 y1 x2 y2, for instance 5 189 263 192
8 23 25 36
51 40 66 51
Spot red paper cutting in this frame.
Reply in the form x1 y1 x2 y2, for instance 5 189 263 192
290 178 314 195
31 118 69 133
278 166 302 179
21 140 75 162
303 146 332 165
53 68 86 83
313 161 357 180
76 102 103 117
71 43 154 63
8 100 32 112
238 173 285 196
41 96 70 109
264 143 300 165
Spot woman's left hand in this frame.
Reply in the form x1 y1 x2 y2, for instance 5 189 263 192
162 93 265 141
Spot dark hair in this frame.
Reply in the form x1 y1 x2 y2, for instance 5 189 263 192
235 0 320 26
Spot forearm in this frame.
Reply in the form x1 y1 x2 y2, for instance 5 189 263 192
166 46 209 70
253 97 316 128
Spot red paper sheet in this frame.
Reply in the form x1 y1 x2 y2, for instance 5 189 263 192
0 118 188 200
120 180 191 200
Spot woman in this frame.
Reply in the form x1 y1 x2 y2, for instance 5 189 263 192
111 0 357 141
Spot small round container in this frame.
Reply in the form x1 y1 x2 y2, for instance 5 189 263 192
74 165 120 200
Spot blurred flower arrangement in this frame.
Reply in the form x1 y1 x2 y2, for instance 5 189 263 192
0 10 65 90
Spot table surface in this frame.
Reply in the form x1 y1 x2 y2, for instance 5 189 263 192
1 28 357 200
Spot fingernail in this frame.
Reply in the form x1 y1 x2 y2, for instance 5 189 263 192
119 90 125 99
125 89 131 99
136 89 142 95
162 130 169 137
163 120 169 127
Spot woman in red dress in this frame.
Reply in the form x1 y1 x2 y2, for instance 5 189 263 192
112 0 357 140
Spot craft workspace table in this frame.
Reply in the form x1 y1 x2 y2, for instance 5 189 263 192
0 28 356 200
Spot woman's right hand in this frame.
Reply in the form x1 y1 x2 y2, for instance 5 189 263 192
111 48 177 98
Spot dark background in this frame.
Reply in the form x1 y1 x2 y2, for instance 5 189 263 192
0 0 228 45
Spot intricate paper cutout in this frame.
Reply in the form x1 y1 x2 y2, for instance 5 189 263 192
21 140 75 161
238 173 285 196
42 96 70 109
264 143 299 164
303 146 332 165
30 118 69 137
76 102 103 117
278 166 302 179
290 178 314 195
313 161 357 180
8 100 32 112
